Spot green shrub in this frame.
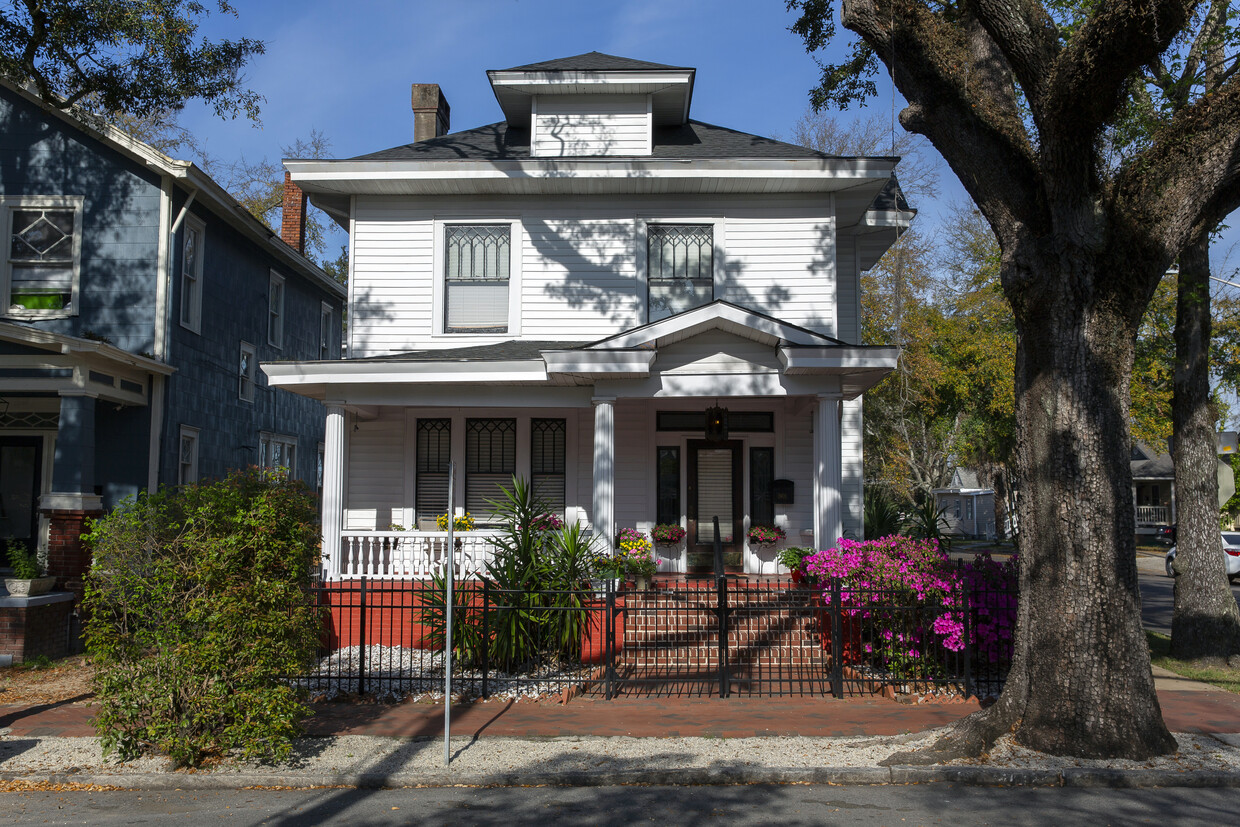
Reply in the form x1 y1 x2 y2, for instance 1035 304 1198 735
82 468 321 768
863 487 905 538
419 477 599 672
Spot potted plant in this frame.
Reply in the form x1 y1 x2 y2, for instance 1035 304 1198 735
651 522 686 547
621 546 658 590
589 553 625 597
3 542 56 597
748 524 787 548
777 546 813 584
436 512 476 533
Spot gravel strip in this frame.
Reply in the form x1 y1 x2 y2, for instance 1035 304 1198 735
2 731 1238 781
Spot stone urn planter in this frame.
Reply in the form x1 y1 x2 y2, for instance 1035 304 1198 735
3 576 57 597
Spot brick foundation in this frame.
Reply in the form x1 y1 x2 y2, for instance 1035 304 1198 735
43 509 102 596
0 594 74 664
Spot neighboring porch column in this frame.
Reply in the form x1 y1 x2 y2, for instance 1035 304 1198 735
322 404 346 579
41 393 103 595
592 396 615 555
813 393 843 550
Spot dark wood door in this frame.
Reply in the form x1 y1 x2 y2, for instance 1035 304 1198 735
686 439 743 573
0 436 42 564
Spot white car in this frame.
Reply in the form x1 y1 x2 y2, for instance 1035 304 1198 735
1165 532 1240 581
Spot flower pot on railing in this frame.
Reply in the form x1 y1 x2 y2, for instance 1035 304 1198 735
3 576 56 597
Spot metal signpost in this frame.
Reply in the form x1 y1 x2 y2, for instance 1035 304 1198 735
444 461 455 766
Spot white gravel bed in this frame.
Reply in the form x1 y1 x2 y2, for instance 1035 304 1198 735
2 731 1238 778
295 645 593 702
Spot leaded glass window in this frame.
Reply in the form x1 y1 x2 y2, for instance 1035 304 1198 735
445 225 510 333
416 419 452 523
531 418 566 517
9 206 76 312
648 224 713 321
466 418 516 522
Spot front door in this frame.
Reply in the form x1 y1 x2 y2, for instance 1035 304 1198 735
0 436 42 565
686 439 743 573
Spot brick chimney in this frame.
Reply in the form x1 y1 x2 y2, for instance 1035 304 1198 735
281 171 307 254
411 83 450 142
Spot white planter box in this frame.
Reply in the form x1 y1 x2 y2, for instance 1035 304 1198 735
3 576 57 597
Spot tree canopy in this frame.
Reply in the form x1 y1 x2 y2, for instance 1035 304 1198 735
0 1 263 119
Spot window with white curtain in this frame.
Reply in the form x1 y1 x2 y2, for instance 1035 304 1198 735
444 225 509 333
415 418 452 527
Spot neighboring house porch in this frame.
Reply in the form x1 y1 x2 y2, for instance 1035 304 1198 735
266 302 897 577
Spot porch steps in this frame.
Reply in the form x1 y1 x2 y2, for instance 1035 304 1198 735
609 585 828 694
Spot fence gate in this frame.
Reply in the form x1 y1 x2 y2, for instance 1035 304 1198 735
593 577 833 698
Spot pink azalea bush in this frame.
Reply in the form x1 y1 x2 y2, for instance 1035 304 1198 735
805 536 1016 674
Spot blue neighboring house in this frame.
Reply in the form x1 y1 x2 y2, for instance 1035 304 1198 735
0 79 346 592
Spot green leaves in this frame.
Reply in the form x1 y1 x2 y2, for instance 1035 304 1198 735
0 1 264 120
83 468 320 768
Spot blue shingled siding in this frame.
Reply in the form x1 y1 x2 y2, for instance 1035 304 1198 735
161 196 338 488
0 85 161 354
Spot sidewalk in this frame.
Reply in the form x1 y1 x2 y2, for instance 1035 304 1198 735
3 678 1238 741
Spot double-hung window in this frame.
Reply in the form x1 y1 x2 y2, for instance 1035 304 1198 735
268 272 285 347
4 196 83 316
319 301 334 359
178 426 200 484
238 341 256 402
465 418 516 523
531 419 566 517
647 224 713 321
180 215 204 331
444 224 510 333
415 419 451 527
259 432 297 476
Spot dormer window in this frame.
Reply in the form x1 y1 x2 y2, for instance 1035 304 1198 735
647 224 713 321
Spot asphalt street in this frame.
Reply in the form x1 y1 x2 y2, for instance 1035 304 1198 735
1138 559 1240 634
1 784 1236 826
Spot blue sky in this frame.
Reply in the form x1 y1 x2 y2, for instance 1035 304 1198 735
178 0 1240 290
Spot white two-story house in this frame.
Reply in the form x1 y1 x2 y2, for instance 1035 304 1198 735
265 53 908 578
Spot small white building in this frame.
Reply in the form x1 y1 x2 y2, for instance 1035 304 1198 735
264 53 908 577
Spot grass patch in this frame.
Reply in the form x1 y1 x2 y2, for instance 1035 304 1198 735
1147 631 1240 693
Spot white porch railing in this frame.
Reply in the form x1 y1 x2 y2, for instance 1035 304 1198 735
336 530 502 579
1135 505 1170 524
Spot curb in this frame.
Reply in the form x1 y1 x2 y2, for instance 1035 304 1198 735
4 765 1240 790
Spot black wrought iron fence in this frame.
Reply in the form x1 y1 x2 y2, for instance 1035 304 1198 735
290 575 1015 701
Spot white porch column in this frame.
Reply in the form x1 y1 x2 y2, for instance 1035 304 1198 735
592 396 616 555
322 404 346 578
814 393 843 549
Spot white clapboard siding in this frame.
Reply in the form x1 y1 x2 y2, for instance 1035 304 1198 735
841 397 863 540
533 95 649 157
348 194 843 357
612 400 649 532
781 406 815 542
836 234 859 344
344 409 406 530
575 409 595 529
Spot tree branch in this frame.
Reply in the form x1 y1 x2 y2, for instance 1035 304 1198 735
842 0 1043 243
968 0 1060 106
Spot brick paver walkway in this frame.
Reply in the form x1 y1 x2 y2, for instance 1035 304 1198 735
2 686 1237 740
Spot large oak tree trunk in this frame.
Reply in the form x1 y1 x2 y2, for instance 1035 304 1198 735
1170 237 1240 660
887 254 1176 762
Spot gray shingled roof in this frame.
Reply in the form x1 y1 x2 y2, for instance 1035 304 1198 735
353 119 896 163
498 52 689 72
363 341 585 362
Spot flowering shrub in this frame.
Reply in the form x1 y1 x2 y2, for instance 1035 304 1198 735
617 527 652 554
747 524 786 545
527 512 565 532
651 523 687 545
436 512 476 532
590 553 625 579
805 536 1017 675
